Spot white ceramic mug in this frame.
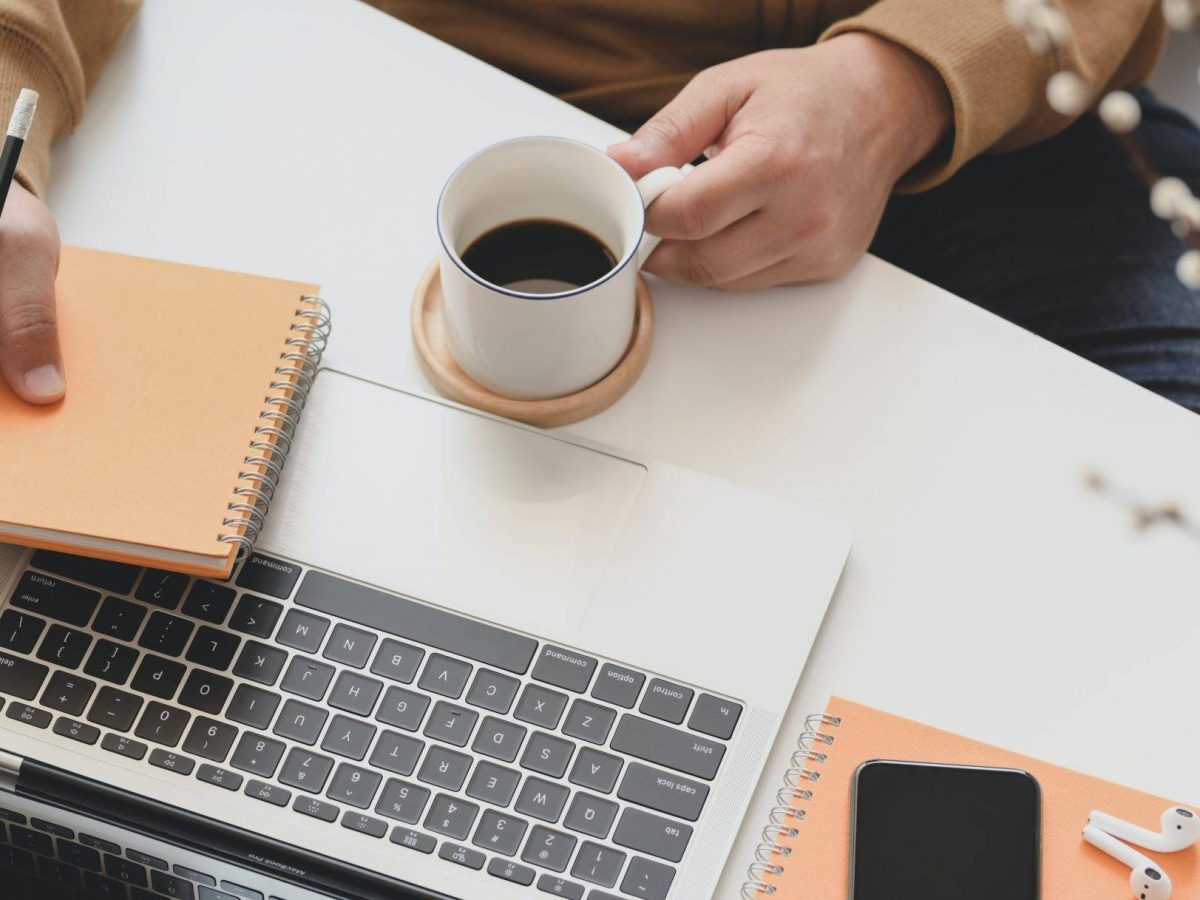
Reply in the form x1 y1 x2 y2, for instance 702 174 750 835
437 136 687 400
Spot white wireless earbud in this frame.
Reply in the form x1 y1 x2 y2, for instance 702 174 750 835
1089 807 1200 854
1084 824 1174 900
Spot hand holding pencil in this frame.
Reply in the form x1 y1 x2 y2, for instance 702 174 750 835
0 87 65 405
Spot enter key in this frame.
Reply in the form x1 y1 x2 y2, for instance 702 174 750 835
617 762 709 822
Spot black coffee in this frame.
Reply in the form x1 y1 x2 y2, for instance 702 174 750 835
461 219 617 294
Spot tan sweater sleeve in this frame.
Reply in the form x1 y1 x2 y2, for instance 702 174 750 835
821 0 1167 191
0 0 141 197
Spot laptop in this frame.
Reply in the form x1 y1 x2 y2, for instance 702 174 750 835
0 369 850 900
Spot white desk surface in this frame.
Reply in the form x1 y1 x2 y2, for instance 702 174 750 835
47 0 1200 895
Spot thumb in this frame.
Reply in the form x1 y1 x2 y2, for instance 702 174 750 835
608 68 742 179
0 282 65 404
0 183 65 405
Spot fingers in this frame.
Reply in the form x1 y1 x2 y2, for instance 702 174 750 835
607 66 749 179
0 186 64 404
716 244 862 292
644 210 795 288
644 137 772 240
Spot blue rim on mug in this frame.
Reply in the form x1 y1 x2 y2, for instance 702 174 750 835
436 135 647 302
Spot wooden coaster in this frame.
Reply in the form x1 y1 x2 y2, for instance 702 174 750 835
411 261 653 428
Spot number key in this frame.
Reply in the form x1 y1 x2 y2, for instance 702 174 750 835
134 702 191 747
278 747 334 793
520 826 577 873
375 778 430 824
424 793 479 840
570 841 626 888
326 763 382 809
181 717 238 762
472 809 528 856
230 731 285 778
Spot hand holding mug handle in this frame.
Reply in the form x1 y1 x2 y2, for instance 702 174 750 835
634 165 692 268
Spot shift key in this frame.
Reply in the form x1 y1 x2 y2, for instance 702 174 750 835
11 572 100 627
610 715 725 781
0 651 50 700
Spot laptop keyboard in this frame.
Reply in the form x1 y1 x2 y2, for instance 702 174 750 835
0 550 744 900
0 801 279 900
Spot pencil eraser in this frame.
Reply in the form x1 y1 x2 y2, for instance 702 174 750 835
8 88 38 139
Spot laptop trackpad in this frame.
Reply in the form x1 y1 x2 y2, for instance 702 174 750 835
263 371 646 640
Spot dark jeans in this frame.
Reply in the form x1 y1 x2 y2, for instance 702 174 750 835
871 89 1200 414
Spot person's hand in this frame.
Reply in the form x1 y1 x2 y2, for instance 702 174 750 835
0 180 64 403
608 34 951 290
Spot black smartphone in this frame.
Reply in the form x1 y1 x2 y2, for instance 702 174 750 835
849 760 1041 900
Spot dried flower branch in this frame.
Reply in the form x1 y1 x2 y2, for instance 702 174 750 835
1085 470 1200 541
1004 0 1200 287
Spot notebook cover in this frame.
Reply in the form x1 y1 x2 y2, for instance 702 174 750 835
0 246 319 576
758 697 1199 898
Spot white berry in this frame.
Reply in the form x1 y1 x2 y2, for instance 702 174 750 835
1031 6 1073 44
1004 0 1040 25
1182 197 1200 231
1177 250 1200 289
1151 177 1192 220
1164 0 1196 31
1099 91 1141 133
1046 71 1090 116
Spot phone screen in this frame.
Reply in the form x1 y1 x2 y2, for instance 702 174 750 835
850 760 1041 900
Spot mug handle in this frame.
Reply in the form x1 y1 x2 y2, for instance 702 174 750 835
634 165 691 267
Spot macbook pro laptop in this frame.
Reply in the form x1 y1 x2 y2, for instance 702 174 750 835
0 370 850 900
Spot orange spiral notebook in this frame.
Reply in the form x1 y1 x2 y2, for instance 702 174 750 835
743 697 1199 898
0 246 329 578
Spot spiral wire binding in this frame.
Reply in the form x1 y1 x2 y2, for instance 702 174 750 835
741 713 842 899
219 296 331 556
